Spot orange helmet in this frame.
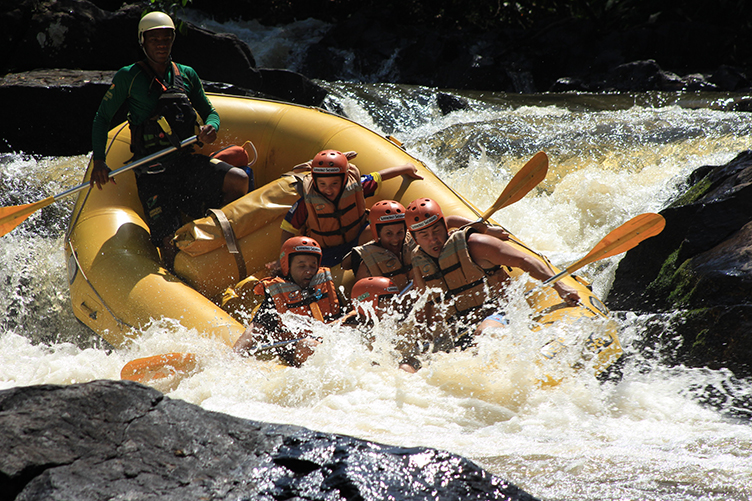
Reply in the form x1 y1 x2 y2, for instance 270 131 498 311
351 277 399 315
311 149 349 176
406 198 444 233
280 236 322 276
369 200 406 241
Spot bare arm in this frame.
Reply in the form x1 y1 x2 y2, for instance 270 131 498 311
468 233 580 305
378 163 424 181
446 215 509 240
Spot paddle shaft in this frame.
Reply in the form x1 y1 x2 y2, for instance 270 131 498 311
0 136 199 238
59 135 199 200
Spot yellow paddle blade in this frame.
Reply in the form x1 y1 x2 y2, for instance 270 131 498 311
0 197 55 237
481 151 548 221
121 353 198 383
565 213 666 275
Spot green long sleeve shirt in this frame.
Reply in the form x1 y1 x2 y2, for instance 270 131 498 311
91 61 220 161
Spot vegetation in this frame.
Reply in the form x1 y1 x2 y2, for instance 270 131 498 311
240 0 752 32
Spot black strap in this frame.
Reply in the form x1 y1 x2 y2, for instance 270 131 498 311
287 290 330 309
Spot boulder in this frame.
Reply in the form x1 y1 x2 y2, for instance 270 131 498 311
0 380 538 501
607 151 752 377
0 68 326 156
0 0 328 154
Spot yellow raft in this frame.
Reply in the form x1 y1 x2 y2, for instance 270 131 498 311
65 94 622 376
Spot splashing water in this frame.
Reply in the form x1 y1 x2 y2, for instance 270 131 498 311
2 88 752 500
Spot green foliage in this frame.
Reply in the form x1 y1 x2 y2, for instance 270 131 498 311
253 0 752 32
144 0 193 35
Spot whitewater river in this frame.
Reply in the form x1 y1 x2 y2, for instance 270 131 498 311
3 14 752 496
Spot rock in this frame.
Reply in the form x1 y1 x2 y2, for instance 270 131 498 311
0 380 538 501
607 151 752 377
0 0 328 155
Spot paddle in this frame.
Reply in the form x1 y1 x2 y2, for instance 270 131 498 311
120 337 309 384
482 151 548 220
542 212 666 286
0 135 198 237
472 151 548 223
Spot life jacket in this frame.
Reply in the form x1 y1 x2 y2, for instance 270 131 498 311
411 227 510 319
302 165 367 247
253 267 341 322
130 61 198 160
352 238 414 291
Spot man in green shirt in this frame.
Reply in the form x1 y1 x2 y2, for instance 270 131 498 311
90 11 248 267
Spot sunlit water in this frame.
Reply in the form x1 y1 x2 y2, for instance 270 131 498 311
2 85 752 500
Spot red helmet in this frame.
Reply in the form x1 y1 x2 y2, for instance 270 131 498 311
351 277 399 315
280 236 322 277
311 149 349 176
406 198 444 233
369 200 406 241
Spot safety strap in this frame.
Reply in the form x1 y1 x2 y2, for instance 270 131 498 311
207 208 247 280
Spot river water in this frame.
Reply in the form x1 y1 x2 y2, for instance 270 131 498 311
3 16 752 501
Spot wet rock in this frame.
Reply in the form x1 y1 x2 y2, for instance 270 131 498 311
607 151 752 377
0 380 538 501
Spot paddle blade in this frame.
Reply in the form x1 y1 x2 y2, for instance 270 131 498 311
565 213 666 275
121 353 198 384
0 197 55 237
481 151 548 220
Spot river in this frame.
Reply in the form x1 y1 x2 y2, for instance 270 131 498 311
2 15 752 501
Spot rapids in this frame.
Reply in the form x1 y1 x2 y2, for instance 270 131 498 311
2 85 752 500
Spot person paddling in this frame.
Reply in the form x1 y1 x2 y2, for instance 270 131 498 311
343 199 512 292
340 276 422 373
407 197 580 348
233 237 346 366
90 11 248 268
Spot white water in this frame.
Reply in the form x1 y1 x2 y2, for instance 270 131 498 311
2 88 752 500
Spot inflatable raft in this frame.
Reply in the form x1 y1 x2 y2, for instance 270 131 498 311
65 94 623 376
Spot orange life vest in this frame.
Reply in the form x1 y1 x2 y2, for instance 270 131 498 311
411 228 509 319
351 238 415 291
302 165 367 247
253 267 341 322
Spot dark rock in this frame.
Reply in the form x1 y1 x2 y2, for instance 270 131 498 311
607 151 752 377
0 1 328 155
436 93 470 115
0 380 539 501
0 67 325 155
709 65 750 92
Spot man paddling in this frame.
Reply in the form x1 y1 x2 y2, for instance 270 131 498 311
89 11 248 268
407 197 580 347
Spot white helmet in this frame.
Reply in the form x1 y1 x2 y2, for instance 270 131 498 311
138 12 175 45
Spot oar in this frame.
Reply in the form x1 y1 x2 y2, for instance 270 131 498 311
120 337 310 384
0 135 198 237
479 150 548 221
542 212 666 286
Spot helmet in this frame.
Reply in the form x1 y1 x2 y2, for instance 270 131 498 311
280 236 322 277
369 200 406 241
311 149 348 176
406 198 444 233
138 12 175 45
351 277 399 315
